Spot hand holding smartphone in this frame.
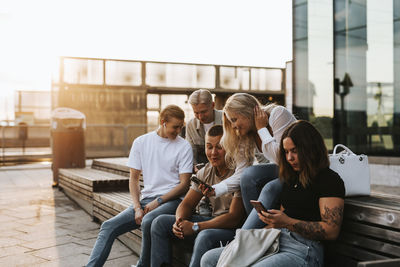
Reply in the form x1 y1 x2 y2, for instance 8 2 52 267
190 175 213 191
250 200 267 214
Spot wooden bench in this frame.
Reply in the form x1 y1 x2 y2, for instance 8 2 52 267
325 194 400 267
91 157 130 177
58 157 400 266
59 167 129 215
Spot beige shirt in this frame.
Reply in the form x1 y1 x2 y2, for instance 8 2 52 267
185 109 223 164
191 163 239 217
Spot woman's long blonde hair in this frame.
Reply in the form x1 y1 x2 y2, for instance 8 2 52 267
222 93 276 168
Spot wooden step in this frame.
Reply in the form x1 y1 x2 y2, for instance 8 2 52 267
59 167 129 191
58 167 129 215
92 157 130 176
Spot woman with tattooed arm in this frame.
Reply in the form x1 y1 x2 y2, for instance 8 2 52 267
201 120 345 267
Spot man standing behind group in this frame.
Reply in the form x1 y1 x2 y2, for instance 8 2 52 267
87 105 193 267
186 89 223 167
150 125 246 267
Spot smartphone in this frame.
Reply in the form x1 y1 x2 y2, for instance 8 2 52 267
190 175 213 191
250 200 267 214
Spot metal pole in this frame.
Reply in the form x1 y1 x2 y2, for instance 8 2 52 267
1 126 4 165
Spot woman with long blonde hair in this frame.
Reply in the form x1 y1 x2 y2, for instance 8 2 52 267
204 93 296 218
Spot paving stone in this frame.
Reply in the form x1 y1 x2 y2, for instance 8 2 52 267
0 237 22 248
13 227 74 242
18 215 66 227
59 221 100 233
75 236 133 259
0 253 48 266
0 220 26 231
0 213 18 223
0 165 135 266
0 245 31 257
20 235 82 250
2 206 55 220
107 241 134 260
0 229 25 238
34 253 89 267
30 242 93 261
68 229 101 240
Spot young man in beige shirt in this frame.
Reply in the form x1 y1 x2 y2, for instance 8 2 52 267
150 125 246 267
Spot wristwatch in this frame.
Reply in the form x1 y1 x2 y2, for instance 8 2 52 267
192 222 200 233
156 197 163 205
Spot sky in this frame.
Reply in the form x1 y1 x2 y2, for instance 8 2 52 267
0 0 292 120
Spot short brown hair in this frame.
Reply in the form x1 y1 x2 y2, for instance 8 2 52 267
279 120 329 187
159 105 185 124
206 125 223 137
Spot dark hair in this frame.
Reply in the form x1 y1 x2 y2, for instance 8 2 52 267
279 120 329 187
159 105 185 123
206 125 223 137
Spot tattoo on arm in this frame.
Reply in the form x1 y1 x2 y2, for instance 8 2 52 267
292 205 344 240
293 221 327 240
321 206 344 227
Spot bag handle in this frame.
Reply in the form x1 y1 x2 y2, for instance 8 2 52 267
332 144 356 155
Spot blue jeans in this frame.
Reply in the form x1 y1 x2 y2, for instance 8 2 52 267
240 163 279 215
200 228 324 267
242 178 283 229
151 214 236 267
86 197 181 267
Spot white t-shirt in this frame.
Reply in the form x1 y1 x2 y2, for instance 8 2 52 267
127 131 193 199
257 106 297 164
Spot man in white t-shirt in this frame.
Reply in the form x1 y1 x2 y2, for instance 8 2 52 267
185 89 223 168
87 105 193 267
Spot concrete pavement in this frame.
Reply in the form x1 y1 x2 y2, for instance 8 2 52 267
0 163 138 267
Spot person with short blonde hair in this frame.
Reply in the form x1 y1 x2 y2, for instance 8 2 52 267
87 105 193 267
186 89 223 166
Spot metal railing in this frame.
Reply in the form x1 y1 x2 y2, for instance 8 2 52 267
1 124 158 163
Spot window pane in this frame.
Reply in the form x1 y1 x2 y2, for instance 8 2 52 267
160 94 193 121
220 67 250 90
106 61 141 86
146 63 215 88
147 94 159 109
251 68 282 91
63 58 103 84
294 0 334 150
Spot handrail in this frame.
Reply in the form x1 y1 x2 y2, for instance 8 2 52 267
0 124 156 163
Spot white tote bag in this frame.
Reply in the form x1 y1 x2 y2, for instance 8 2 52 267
329 144 370 196
216 228 281 267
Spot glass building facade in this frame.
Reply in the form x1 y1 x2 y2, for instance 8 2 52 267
293 0 400 156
